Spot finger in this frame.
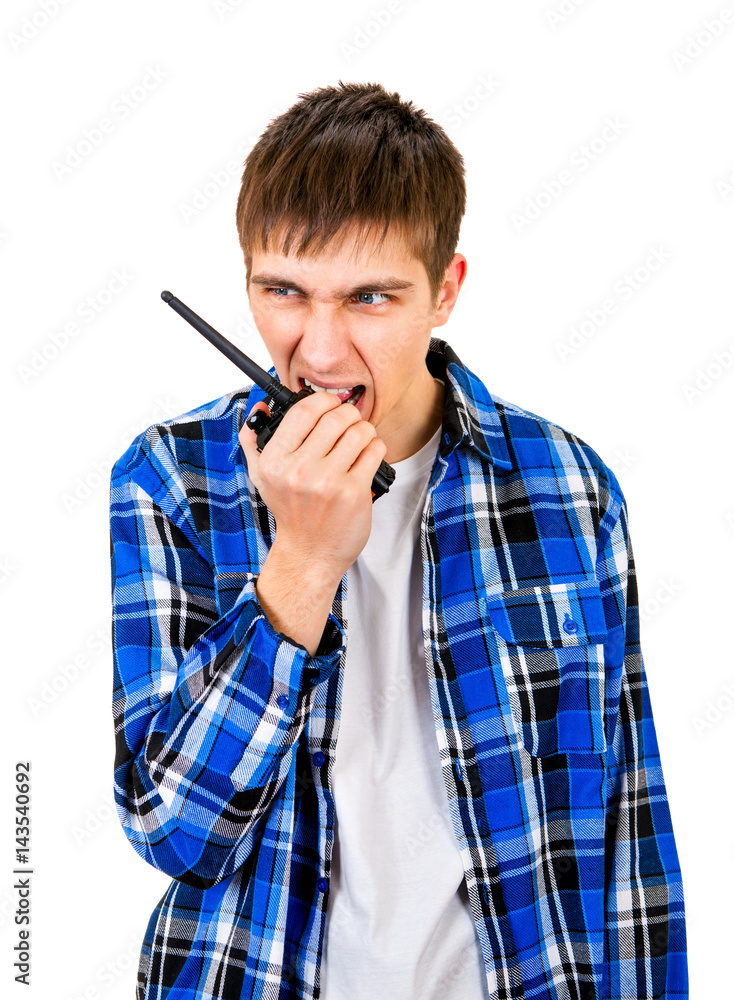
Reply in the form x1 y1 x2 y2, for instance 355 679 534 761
345 435 388 491
318 416 379 473
238 401 270 464
268 391 345 455
295 401 367 463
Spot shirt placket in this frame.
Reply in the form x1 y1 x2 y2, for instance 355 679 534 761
420 447 523 1000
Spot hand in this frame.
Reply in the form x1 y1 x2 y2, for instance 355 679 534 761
239 392 387 651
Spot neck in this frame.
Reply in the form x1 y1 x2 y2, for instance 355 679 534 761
385 376 444 463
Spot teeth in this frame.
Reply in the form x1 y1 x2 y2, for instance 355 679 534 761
304 378 354 394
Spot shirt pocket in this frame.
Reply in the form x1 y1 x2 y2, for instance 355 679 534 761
484 580 608 756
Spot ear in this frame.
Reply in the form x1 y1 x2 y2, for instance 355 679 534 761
432 254 468 328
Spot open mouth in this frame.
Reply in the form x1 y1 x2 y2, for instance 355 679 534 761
300 378 365 405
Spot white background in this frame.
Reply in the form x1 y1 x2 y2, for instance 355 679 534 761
2 1 732 997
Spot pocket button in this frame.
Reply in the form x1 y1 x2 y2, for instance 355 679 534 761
562 614 579 635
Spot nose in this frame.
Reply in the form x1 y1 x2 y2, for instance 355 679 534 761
297 304 354 377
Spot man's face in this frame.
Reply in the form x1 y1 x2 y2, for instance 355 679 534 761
247 227 465 462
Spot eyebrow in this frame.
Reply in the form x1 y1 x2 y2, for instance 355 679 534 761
249 272 416 297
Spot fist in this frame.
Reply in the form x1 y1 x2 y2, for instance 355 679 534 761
238 391 387 579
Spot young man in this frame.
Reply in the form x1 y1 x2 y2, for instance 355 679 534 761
111 83 687 1000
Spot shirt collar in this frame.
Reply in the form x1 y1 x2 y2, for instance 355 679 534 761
227 337 513 471
427 338 513 470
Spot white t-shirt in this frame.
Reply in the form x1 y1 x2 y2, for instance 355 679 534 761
320 417 490 1000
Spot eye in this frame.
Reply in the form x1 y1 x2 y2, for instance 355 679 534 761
355 292 391 305
268 287 299 297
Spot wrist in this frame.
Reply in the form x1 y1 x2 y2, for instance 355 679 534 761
255 541 344 657
265 536 346 595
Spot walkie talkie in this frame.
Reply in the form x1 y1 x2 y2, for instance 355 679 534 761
161 292 396 502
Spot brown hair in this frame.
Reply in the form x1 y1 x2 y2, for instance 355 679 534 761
235 81 466 305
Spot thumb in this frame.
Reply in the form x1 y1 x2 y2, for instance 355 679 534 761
238 401 271 467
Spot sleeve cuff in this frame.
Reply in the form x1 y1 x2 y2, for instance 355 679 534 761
230 576 345 693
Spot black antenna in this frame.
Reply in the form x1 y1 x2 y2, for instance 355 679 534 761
161 291 293 408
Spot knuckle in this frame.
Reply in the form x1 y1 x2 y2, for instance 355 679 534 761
355 421 378 446
325 400 358 424
289 393 338 431
283 462 308 493
341 482 367 510
308 391 340 413
260 451 285 482
317 474 338 497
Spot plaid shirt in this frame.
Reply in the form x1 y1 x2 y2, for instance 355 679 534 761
111 338 687 1000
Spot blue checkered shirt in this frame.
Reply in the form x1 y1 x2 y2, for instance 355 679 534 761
111 338 687 999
